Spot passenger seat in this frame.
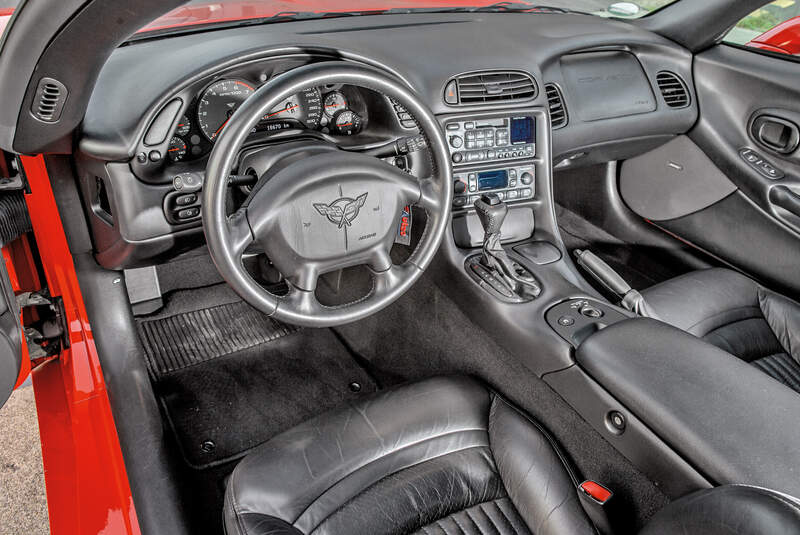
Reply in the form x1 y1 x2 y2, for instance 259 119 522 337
642 268 800 393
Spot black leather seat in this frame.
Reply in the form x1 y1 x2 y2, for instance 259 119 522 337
642 268 800 393
223 375 800 535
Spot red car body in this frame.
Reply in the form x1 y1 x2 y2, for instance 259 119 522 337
746 15 800 56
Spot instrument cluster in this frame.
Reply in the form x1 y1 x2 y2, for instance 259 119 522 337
167 79 369 163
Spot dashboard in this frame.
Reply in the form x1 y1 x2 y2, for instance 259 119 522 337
76 12 698 269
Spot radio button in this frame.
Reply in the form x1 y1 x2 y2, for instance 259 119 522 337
446 123 459 131
487 150 496 159
507 190 519 200
452 152 463 164
521 187 533 197
449 135 463 148
468 185 477 193
465 122 475 129
520 172 534 185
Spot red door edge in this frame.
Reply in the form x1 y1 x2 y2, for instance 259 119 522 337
19 155 141 535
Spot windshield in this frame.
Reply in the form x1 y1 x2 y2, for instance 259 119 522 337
136 0 679 37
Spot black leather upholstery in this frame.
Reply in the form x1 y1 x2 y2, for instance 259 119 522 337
224 375 800 535
223 376 595 535
642 268 800 392
640 485 800 535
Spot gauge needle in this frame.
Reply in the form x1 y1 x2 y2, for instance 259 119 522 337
265 104 299 118
213 118 230 138
168 147 183 152
338 123 353 127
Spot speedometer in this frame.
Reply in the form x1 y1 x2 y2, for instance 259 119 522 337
197 79 255 141
261 87 322 130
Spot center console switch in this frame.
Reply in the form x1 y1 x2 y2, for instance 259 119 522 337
546 298 629 347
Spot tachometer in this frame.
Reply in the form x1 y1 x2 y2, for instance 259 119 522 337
197 79 255 141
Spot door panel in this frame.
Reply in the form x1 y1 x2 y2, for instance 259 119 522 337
624 44 800 297
0 257 22 408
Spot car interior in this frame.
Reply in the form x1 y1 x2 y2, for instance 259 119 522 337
2 0 800 534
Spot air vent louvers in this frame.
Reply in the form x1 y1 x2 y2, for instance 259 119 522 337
545 84 568 129
447 71 537 105
656 71 689 109
31 77 68 123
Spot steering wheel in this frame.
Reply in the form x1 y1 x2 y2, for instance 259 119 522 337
202 62 452 327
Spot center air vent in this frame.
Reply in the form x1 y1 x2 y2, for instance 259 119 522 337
656 71 689 109
545 84 568 129
31 77 68 123
445 71 537 105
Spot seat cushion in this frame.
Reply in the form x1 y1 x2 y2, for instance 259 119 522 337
642 268 800 392
223 376 595 535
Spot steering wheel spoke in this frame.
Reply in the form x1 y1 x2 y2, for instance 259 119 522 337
227 208 256 259
413 177 443 213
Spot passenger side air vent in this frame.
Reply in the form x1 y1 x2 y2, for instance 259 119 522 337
656 71 689 109
31 77 68 123
445 71 537 105
545 84 568 129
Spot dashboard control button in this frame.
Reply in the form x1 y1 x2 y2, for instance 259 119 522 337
558 315 575 327
175 193 197 206
444 80 458 105
449 135 463 148
136 152 147 163
521 187 533 197
177 207 200 220
453 196 468 207
451 152 463 164
520 172 534 185
148 150 162 163
446 123 459 131
454 180 467 194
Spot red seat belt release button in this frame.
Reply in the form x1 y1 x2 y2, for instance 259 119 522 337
580 480 613 504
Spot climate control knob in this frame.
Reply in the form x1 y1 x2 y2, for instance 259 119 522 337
454 180 467 195
520 172 534 185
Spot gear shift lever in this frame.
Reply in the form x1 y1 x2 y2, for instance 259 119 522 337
473 193 541 298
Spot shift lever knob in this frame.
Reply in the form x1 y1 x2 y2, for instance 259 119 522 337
474 193 507 235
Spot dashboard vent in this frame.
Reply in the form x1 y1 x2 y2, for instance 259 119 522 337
656 71 689 109
448 71 537 105
31 77 68 123
545 84 568 129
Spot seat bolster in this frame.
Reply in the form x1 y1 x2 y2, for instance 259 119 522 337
759 287 800 362
488 397 595 535
224 376 491 529
639 485 800 535
642 268 761 336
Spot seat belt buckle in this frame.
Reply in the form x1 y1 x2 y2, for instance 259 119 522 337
578 480 614 534
580 480 613 504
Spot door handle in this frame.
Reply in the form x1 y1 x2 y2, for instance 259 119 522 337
752 115 800 154
769 186 800 218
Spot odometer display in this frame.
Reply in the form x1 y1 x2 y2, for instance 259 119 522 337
197 79 255 141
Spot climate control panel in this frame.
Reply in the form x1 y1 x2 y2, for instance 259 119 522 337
452 165 535 209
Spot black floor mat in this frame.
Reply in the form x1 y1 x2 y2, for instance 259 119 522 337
556 204 690 290
136 286 377 468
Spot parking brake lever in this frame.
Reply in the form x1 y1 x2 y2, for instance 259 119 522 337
573 249 659 319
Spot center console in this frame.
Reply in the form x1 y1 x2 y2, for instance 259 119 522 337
443 110 540 211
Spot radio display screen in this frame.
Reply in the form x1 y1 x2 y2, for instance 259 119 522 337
478 170 508 191
510 116 534 145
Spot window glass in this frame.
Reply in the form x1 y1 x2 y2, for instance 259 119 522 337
724 0 800 56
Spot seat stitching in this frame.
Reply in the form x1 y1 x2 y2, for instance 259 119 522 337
302 443 491 532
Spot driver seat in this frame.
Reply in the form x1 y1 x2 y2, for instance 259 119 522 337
223 376 800 535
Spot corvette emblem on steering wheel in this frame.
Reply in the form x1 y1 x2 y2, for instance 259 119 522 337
313 193 369 228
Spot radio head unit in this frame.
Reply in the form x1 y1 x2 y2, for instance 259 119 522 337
445 114 536 166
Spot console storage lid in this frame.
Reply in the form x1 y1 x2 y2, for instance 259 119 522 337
576 317 800 498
